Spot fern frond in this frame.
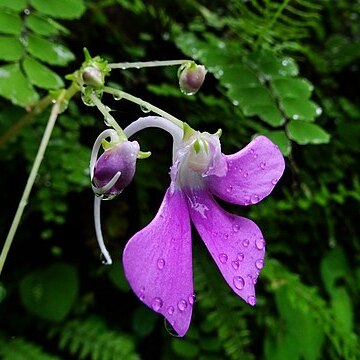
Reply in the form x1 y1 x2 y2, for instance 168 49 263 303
48 317 140 360
0 334 60 360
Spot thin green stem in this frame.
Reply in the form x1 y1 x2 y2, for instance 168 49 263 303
107 59 189 69
0 90 66 276
89 93 127 140
104 86 184 128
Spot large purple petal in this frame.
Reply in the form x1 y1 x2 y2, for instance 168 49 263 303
122 189 193 337
207 135 285 205
187 189 265 305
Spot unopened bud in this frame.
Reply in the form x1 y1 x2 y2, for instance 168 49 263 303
178 62 207 95
82 66 104 88
93 140 140 197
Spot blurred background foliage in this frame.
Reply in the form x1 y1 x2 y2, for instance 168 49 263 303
0 0 360 359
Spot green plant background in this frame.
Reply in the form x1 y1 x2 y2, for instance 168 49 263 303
1 0 360 359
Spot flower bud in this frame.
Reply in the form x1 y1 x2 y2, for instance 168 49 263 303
178 62 207 95
82 66 104 88
93 140 140 197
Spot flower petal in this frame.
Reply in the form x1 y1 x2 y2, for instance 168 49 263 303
187 189 265 305
122 189 193 337
207 135 285 205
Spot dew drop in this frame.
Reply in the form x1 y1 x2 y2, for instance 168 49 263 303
219 253 228 264
247 295 256 306
244 195 251 204
167 306 174 315
151 297 163 311
226 185 233 193
223 233 229 240
139 286 145 301
237 253 244 261
251 194 260 204
232 100 239 106
316 107 322 115
113 93 122 101
157 258 165 270
255 238 265 250
188 294 196 305
232 224 240 233
140 105 151 113
292 114 299 120
260 162 266 170
232 260 240 270
177 299 188 311
233 276 245 290
271 178 278 185
253 153 258 159
242 239 249 247
253 277 257 284
243 172 248 178
255 259 264 269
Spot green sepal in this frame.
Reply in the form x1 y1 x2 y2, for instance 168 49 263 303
216 128 222 137
182 122 196 141
138 151 151 159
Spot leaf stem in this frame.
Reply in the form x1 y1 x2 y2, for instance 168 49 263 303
103 86 184 129
107 60 189 69
0 90 67 276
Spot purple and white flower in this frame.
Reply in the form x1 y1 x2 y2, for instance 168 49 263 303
120 116 285 336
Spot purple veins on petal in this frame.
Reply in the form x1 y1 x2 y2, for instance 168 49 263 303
122 189 193 337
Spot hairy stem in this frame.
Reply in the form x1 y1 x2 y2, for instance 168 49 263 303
104 86 184 128
107 59 189 69
0 90 68 276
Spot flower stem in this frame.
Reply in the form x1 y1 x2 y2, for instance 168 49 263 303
107 60 189 69
104 86 184 129
89 93 127 140
0 90 67 276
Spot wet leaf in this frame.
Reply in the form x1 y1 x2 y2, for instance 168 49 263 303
287 120 330 145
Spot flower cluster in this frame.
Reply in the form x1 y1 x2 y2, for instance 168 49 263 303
90 115 285 336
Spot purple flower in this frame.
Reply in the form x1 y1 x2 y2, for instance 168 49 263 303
122 126 285 336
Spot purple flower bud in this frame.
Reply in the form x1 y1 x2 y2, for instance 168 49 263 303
93 140 140 197
178 62 207 95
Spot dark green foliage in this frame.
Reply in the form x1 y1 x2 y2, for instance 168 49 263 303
1 0 360 359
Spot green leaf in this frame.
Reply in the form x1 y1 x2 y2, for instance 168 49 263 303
0 35 23 61
107 264 131 292
0 11 22 35
271 78 313 99
27 34 75 66
260 130 291 156
26 13 68 36
0 0 26 11
287 120 330 145
281 98 320 121
19 263 79 321
0 63 39 106
331 288 353 333
172 339 199 358
23 56 64 89
320 247 350 296
132 307 158 337
30 0 86 19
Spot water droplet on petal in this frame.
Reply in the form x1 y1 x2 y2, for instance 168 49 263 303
177 299 187 311
253 153 258 159
242 239 249 247
188 294 196 305
255 259 264 269
223 233 229 240
232 260 240 270
244 195 251 204
260 162 266 170
232 224 240 233
247 295 256 306
251 194 260 204
256 238 265 250
219 253 228 264
152 297 163 311
167 306 174 315
237 253 244 261
271 178 278 185
233 276 245 290
157 258 165 270
243 172 248 178
226 185 233 193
